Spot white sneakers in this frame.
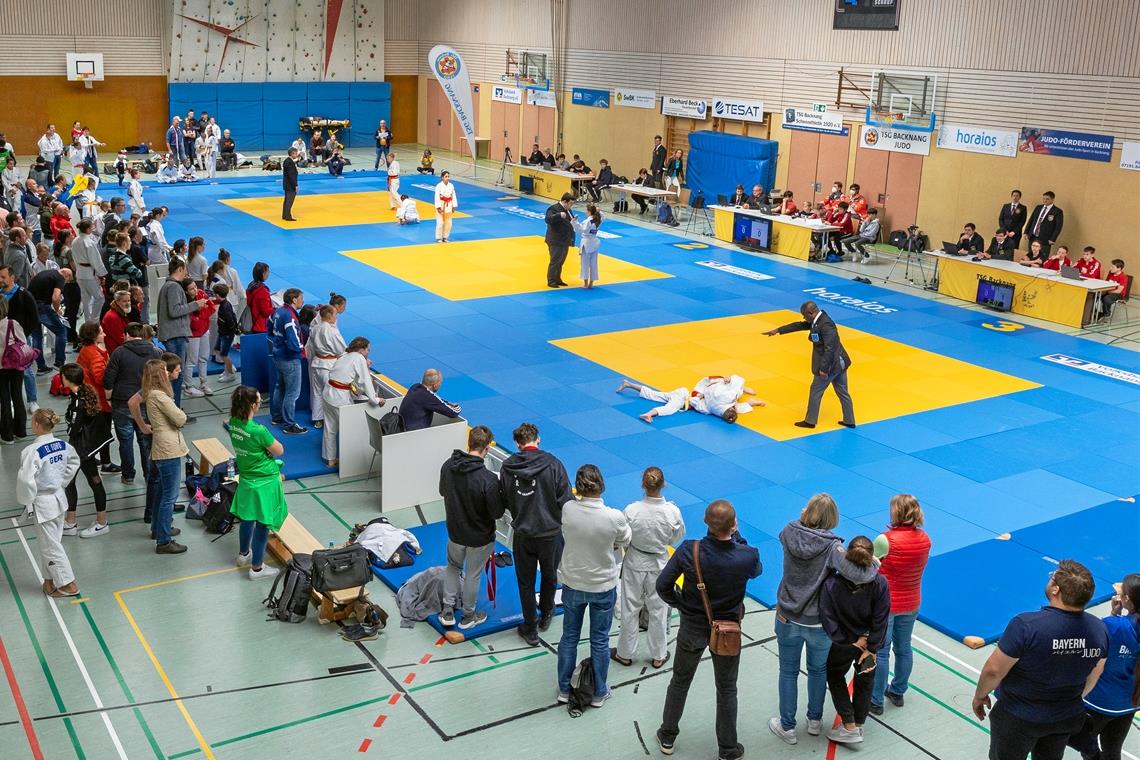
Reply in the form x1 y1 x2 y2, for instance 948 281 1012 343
827 725 864 744
248 565 279 581
768 717 797 745
79 522 111 539
62 522 79 537
183 386 204 398
219 371 237 384
807 719 822 736
236 550 252 566
437 609 456 627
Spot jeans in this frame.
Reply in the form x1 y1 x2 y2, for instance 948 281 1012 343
112 401 150 481
659 618 743 759
826 642 875 726
270 357 301 427
151 457 182 545
374 145 389 169
556 585 617 696
163 336 189 406
513 532 563 635
775 616 831 730
23 365 38 403
239 521 270 567
988 699 1086 760
873 611 918 706
37 303 68 368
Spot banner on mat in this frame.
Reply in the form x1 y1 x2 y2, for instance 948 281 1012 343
936 124 1019 157
662 95 708 119
571 87 610 108
859 125 931 155
781 107 847 135
712 97 765 123
1017 127 1114 162
428 45 477 160
1121 142 1140 171
615 88 656 109
491 85 523 104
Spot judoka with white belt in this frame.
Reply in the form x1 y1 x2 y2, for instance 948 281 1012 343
616 375 765 424
611 466 685 669
306 304 346 432
320 337 383 468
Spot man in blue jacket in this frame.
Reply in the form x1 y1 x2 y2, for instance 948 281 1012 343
267 288 306 434
399 368 461 431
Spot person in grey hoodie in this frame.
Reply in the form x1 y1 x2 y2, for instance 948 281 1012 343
819 536 890 745
500 422 573 647
769 493 844 746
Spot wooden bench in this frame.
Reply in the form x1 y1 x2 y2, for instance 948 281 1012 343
191 437 233 475
268 515 369 623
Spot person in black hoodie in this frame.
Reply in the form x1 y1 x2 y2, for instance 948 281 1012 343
438 425 506 630
819 535 890 746
500 422 573 646
104 323 161 485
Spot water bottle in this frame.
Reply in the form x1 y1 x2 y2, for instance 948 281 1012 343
226 458 236 480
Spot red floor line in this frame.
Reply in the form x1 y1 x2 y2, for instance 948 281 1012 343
388 692 401 705
0 632 45 760
358 737 372 752
373 714 387 728
434 636 446 647
403 672 416 685
419 654 433 665
825 677 855 760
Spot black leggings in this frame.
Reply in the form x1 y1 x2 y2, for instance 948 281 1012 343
66 458 106 516
1067 709 1136 760
0 369 26 442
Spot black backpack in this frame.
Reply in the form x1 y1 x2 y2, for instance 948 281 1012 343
202 481 238 536
567 657 596 717
379 408 405 435
612 199 629 213
264 554 313 623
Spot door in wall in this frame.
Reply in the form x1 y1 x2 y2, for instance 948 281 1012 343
521 102 556 157
788 129 854 206
385 75 418 149
490 101 521 162
882 152 923 230
426 79 450 150
815 131 852 205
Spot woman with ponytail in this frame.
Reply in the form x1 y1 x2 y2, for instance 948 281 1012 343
818 535 890 745
59 362 112 538
1068 573 1140 760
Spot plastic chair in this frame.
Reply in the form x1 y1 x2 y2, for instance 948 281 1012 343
366 410 384 478
1107 274 1133 324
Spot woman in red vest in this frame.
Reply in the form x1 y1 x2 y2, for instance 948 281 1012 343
869 494 931 715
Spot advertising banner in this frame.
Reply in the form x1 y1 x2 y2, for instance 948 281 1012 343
428 45 477 160
1017 127 1114 162
571 87 610 108
526 89 556 108
859 124 931 155
781 107 847 135
662 95 708 119
936 124 1018 157
712 97 765 123
615 88 656 109
1120 141 1140 171
491 84 523 104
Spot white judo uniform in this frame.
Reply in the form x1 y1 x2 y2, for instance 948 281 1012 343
17 435 81 589
306 319 346 425
387 159 401 208
320 352 381 462
576 216 600 281
434 180 458 242
616 496 685 661
639 374 754 418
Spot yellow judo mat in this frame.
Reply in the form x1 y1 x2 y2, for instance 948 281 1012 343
341 235 670 300
220 192 467 229
553 310 1040 440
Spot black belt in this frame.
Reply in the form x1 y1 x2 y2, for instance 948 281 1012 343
629 544 664 555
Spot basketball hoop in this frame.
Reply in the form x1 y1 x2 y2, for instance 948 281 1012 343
77 73 94 89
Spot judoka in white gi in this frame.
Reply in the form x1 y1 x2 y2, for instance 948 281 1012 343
611 467 685 668
616 375 765 423
17 409 82 597
306 304 346 432
386 152 401 209
575 204 602 288
433 171 458 242
395 194 419 224
320 337 383 467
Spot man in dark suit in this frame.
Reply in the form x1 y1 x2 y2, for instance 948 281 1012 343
650 135 667 187
764 301 855 429
544 192 575 288
978 227 1016 261
956 223 985 255
281 147 299 221
1025 190 1063 256
998 189 1027 249
399 368 461 431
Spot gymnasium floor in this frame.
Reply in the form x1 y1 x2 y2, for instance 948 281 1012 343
0 151 1136 759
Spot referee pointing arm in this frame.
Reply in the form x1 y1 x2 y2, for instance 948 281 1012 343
765 300 856 429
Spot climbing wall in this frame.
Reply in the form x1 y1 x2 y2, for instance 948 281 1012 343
170 0 384 82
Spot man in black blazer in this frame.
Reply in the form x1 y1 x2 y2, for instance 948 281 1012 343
998 189 1027 249
956 223 985 255
1025 190 1063 256
281 147 299 221
978 228 1016 261
544 192 575 288
399 368 461 431
764 301 855 429
650 135 667 187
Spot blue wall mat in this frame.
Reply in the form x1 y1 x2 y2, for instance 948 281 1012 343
168 83 216 126
216 84 264 150
307 82 352 145
262 83 308 150
686 131 778 203
348 82 392 148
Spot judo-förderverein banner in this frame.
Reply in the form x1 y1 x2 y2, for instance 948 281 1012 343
428 45 477 161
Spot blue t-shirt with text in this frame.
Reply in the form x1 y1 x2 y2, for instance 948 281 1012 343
996 606 1108 723
1083 614 1139 716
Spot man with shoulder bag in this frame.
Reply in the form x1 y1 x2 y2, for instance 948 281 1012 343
655 500 761 760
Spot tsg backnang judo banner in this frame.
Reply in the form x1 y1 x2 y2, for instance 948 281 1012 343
429 45 477 161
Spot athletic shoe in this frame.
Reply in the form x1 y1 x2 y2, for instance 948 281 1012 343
313 420 323 429
717 744 745 760
339 624 379 642
37 366 55 375
768 717 797 745
236 550 252 566
807 718 823 736
155 540 188 554
438 609 456 627
218 371 237 384
28 401 40 413
590 690 612 708
517 625 541 647
827 725 863 744
121 476 134 485
79 522 110 539
0 438 12 445
538 610 554 631
556 690 569 704
271 418 284 425
869 703 884 716
183 386 204 398
458 611 487 630
62 522 79 537
248 565 279 581
656 729 675 755
101 463 122 474
282 424 308 435
200 384 214 396
886 691 905 707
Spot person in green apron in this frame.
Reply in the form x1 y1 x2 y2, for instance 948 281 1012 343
228 385 287 580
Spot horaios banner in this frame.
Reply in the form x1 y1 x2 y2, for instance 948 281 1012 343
428 45 477 160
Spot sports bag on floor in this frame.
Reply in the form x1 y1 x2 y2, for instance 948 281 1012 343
311 544 372 594
264 554 313 623
202 481 238 535
567 657 596 718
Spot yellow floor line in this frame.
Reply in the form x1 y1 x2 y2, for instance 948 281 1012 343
116 565 243 595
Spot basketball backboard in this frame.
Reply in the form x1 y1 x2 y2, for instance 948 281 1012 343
866 70 936 132
67 53 105 88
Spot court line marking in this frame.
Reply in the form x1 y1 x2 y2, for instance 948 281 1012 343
0 627 45 759
12 520 128 759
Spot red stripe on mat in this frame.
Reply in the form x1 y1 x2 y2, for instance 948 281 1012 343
358 738 372 752
0 633 45 760
373 714 387 728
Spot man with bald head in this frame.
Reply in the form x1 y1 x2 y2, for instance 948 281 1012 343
764 300 855 429
398 368 462 431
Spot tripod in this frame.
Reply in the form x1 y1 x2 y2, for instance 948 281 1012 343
885 244 933 290
496 146 514 186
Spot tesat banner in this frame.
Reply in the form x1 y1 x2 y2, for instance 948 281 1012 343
859 125 931 156
936 124 1018 157
712 97 764 123
662 95 708 119
428 45 476 160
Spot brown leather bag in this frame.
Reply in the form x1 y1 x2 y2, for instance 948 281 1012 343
693 540 742 657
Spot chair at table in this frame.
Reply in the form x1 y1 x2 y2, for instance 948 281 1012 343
1106 275 1133 324
366 410 384 477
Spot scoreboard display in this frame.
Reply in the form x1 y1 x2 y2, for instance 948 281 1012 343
833 0 900 31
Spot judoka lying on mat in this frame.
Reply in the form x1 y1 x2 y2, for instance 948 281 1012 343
616 375 765 423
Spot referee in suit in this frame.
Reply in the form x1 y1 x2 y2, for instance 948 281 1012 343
1025 191 1063 256
998 190 1027 249
544 193 575 288
282 147 299 221
765 301 856 429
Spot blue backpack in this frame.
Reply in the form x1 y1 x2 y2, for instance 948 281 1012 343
656 202 675 225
